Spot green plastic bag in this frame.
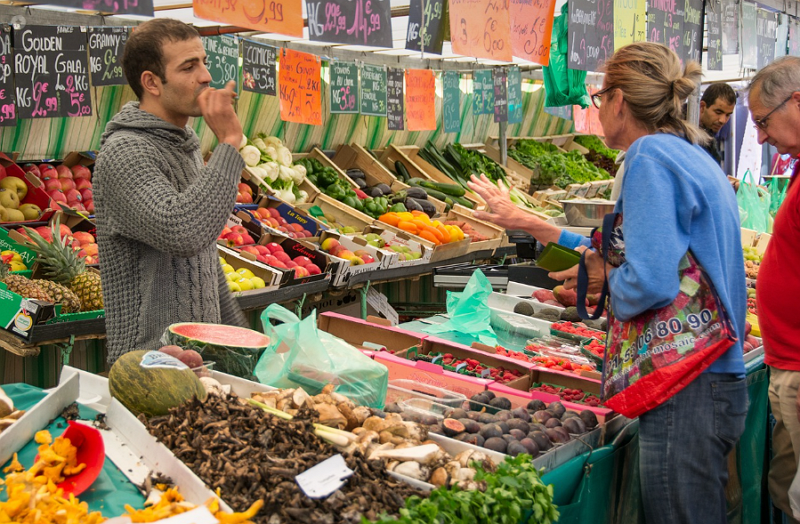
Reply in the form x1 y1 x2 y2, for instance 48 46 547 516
423 269 497 345
737 170 772 234
255 305 388 409
543 3 590 109
768 176 788 217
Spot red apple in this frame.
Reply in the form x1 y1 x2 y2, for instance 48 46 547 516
73 231 95 245
59 224 73 239
231 225 248 235
22 164 39 178
218 226 232 239
82 243 98 256
33 226 53 242
360 255 375 264
48 190 67 204
241 245 260 256
293 256 312 267
284 260 298 269
44 179 62 192
294 266 308 278
239 192 253 204
305 264 322 275
271 261 287 269
39 163 55 174
84 200 95 213
256 254 268 263
70 165 92 180
265 242 283 254
225 233 244 246
64 188 82 203
237 182 253 195
241 234 255 244
264 255 279 266
60 178 76 192
75 178 92 191
55 165 72 179
276 217 288 226
268 208 280 219
275 252 291 263
80 188 93 202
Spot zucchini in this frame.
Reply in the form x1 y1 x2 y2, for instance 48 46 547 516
407 177 427 186
395 161 411 182
452 196 474 209
419 180 466 197
420 187 449 201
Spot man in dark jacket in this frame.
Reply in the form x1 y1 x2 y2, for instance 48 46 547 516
699 83 736 167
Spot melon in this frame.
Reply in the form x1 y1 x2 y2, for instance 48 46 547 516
109 350 207 417
163 322 270 379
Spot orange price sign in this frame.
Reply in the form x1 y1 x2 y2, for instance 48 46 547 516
510 0 556 65
448 0 513 61
405 69 436 131
573 103 604 136
193 0 303 38
279 49 322 126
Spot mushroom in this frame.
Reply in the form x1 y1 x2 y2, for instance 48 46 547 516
393 461 429 482
430 467 449 487
321 384 336 395
379 431 394 444
444 461 462 480
199 377 225 396
363 416 389 433
368 443 396 461
292 388 313 408
0 419 15 432
352 427 366 436
337 402 359 431
385 460 400 472
0 387 14 419
371 443 440 463
455 450 475 468
4 410 24 420
352 406 371 425
315 404 347 429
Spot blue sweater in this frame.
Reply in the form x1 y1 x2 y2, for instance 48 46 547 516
559 134 746 376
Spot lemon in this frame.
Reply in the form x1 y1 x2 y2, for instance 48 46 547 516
221 264 235 274
228 281 242 292
1 250 22 263
250 277 266 289
9 261 27 271
225 272 238 281
236 268 255 279
236 277 254 291
219 256 227 265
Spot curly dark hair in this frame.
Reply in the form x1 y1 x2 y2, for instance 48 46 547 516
701 83 737 107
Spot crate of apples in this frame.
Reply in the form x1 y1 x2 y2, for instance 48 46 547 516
320 237 375 266
218 225 255 247
24 163 93 214
240 242 321 278
249 207 314 239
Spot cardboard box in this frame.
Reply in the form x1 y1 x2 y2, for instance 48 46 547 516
360 225 430 265
0 153 57 223
217 245 283 290
61 151 97 168
0 226 38 266
248 195 329 238
317 312 424 357
254 231 343 287
296 193 375 231
373 219 470 263
488 371 613 422
0 281 56 341
319 229 397 280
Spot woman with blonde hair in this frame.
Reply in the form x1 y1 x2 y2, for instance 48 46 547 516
470 42 747 524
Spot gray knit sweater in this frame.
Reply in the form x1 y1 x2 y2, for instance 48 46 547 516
94 102 247 364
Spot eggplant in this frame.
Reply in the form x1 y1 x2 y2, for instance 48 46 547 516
346 168 366 180
409 197 436 218
404 197 424 212
375 183 393 195
354 177 368 189
405 187 428 200
368 187 384 198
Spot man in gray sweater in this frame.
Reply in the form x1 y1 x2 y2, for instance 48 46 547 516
94 19 246 364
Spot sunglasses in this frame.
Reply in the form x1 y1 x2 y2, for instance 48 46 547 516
754 94 793 131
591 86 615 109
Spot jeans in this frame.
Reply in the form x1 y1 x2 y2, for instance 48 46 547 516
639 372 749 524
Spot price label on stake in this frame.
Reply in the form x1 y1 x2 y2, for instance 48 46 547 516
360 64 387 117
296 455 354 499
279 48 322 125
193 0 303 38
740 2 757 68
0 25 16 127
492 67 507 123
88 26 129 86
706 0 723 71
567 0 614 71
386 67 404 131
756 8 777 69
721 0 739 54
406 0 446 53
448 0 513 61
614 0 646 49
242 39 277 96
405 69 436 131
442 71 460 134
307 0 393 47
329 61 359 114
202 35 239 91
645 0 683 59
507 66 522 124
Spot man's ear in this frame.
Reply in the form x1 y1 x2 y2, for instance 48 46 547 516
140 71 161 98
699 101 707 112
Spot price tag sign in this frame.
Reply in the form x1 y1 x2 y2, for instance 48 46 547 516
406 0 445 54
405 69 435 131
706 0 723 70
295 455 354 499
279 48 322 125
507 66 522 124
360 64 386 117
509 0 556 65
387 67 404 131
202 35 239 91
721 0 739 54
329 60 359 114
194 0 303 38
242 39 277 96
740 2 757 68
568 0 614 71
14 26 92 119
41 0 153 16
0 25 15 127
492 67 507 123
683 0 703 62
442 71 460 133
756 8 776 69
573 103 603 135
789 17 800 57
448 0 512 61
615 0 646 49
88 26 129 86
646 0 683 59
307 0 393 48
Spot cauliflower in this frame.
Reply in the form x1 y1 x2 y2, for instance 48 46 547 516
240 145 261 167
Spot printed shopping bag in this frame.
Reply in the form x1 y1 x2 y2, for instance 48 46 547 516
576 213 738 418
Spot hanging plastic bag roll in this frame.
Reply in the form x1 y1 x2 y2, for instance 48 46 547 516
423 269 498 345
255 305 388 409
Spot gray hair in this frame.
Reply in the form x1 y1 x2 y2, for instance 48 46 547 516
749 56 800 107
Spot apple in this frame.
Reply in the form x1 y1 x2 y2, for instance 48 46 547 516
276 217 288 226
84 200 95 213
294 266 308 278
231 225 248 235
44 179 62 192
73 203 86 212
306 264 322 275
72 231 95 245
0 177 28 201
241 234 255 244
48 190 68 204
241 245 260 256
268 208 281 219
225 233 244 246
265 242 283 254
320 238 340 252
84 255 98 264
82 243 99 257
55 165 72 179
70 165 92 180
293 256 312 267
266 218 280 228
238 182 253 195
218 226 232 239
254 245 270 256
60 178 76 192
254 208 270 219
360 255 375 264
275 252 291 264
284 260 298 268
33 226 53 242
264 255 279 266
58 224 73 239
64 188 82 203
39 163 55 174
22 164 39 178
257 255 268 263
80 188 93 202
75 178 92 191
272 261 287 269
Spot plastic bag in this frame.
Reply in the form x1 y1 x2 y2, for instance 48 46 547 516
768 176 788 217
255 305 388 409
542 3 590 109
423 269 497 345
737 170 772 233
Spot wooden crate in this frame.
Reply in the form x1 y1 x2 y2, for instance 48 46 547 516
444 208 504 253
296 193 375 231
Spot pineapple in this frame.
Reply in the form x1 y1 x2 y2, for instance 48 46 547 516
32 279 82 314
22 219 104 312
0 263 53 302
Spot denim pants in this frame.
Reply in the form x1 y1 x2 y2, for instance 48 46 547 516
639 372 749 524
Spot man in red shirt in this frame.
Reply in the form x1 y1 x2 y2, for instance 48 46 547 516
749 55 800 522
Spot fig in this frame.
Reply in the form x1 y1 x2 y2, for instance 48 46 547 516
464 434 485 447
580 410 599 429
442 418 466 437
507 442 528 457
546 428 570 444
489 397 512 411
478 413 497 424
479 423 503 440
421 415 438 426
403 411 422 423
459 419 481 434
562 417 587 435
497 421 510 434
484 437 508 453
519 438 540 457
511 407 532 422
509 429 527 440
533 410 553 423
527 399 547 412
530 423 548 433
544 418 562 428
562 410 581 420
553 426 571 440
506 419 530 434
467 411 483 421
429 425 443 435
483 390 496 401
503 434 517 443
450 408 468 419
495 410 513 421
454 433 470 442
470 393 490 411
530 431 553 451
548 402 566 418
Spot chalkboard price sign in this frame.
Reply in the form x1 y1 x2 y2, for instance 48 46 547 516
507 66 522 124
202 35 239 90
0 25 15 127
329 61 359 114
13 26 91 119
472 70 494 116
406 0 445 54
493 67 507 123
360 64 386 117
242 39 277 96
756 8 776 69
442 71 460 133
387 67 404 131
307 0 393 48
88 26 128 86
568 0 615 71
706 0 723 70
683 0 703 62
647 0 683 59
789 17 800 57
740 2 757 68
721 0 739 54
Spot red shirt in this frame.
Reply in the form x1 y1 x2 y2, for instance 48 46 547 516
759 161 800 370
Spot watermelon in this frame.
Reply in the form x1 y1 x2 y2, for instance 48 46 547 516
163 322 271 379
109 350 207 417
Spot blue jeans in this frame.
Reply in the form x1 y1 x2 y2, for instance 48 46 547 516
639 373 749 524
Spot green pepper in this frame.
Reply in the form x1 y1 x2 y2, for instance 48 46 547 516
318 169 338 189
307 173 319 186
326 184 346 200
343 195 358 208
390 203 407 213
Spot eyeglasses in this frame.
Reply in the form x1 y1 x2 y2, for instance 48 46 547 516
591 86 615 109
754 94 793 131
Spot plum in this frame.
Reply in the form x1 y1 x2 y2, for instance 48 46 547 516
442 418 466 437
527 399 547 412
484 437 508 453
544 418 562 428
511 407 532 422
548 402 566 419
459 419 481 434
530 431 553 451
519 438 540 457
480 424 504 440
509 429 527 440
580 410 599 429
533 410 553 423
507 442 528 457
506 419 530 435
562 417 587 435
